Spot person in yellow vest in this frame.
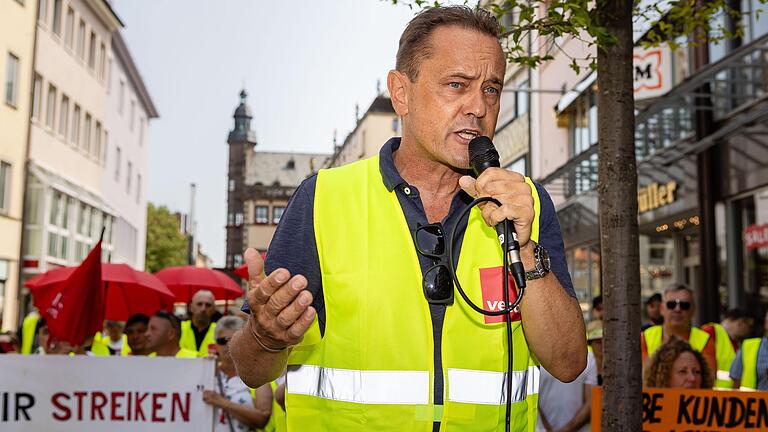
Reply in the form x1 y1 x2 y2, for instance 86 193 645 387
180 290 217 357
90 320 131 356
20 311 42 354
229 7 587 431
730 309 768 390
145 311 198 358
641 283 717 385
700 308 753 389
204 316 272 431
124 313 151 356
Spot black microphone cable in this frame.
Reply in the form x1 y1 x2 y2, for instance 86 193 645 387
446 196 524 432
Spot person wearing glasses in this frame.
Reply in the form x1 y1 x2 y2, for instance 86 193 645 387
230 6 586 431
640 283 717 385
204 316 272 432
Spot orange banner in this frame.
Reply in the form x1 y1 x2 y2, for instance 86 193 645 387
592 387 768 431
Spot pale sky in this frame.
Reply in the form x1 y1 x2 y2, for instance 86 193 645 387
110 0 435 267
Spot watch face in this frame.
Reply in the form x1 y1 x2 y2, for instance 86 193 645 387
537 244 551 273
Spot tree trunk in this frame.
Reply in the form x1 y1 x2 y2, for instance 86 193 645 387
596 0 642 430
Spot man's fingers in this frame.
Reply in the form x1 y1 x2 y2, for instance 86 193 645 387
458 176 478 198
274 291 313 329
477 179 531 197
264 275 307 316
244 248 266 284
251 268 291 306
286 307 316 343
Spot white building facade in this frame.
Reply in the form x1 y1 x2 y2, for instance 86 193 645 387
102 31 157 270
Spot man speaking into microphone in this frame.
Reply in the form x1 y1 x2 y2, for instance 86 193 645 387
230 6 586 431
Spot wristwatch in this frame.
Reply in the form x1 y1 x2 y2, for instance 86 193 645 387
525 241 551 281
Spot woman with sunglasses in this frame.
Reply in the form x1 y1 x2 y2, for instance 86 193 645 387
203 316 272 432
641 283 718 384
644 338 713 389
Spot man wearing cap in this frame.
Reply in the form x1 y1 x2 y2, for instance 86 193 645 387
641 293 663 331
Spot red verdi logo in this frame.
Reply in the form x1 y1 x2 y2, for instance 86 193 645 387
478 267 522 324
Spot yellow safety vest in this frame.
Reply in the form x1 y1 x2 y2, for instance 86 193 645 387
91 332 131 356
21 312 40 355
179 320 216 357
701 323 736 389
644 325 710 358
740 337 762 390
285 156 542 431
148 347 199 358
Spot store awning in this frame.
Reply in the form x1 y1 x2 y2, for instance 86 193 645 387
28 162 116 216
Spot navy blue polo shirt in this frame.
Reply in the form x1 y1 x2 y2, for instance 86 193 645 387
243 137 575 417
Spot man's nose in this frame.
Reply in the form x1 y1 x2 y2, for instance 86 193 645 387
463 89 487 119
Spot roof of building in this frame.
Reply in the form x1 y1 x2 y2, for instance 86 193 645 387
111 31 159 118
246 152 330 187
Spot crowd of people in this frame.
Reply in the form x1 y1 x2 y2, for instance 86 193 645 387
0 290 286 432
535 282 767 431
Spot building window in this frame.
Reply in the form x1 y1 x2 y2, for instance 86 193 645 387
99 42 106 79
235 212 244 226
64 7 74 47
228 179 235 192
46 84 56 129
233 254 243 267
126 161 132 194
272 206 285 224
106 59 112 93
515 80 529 118
570 88 598 156
52 0 62 35
94 121 102 160
71 104 80 145
115 146 121 181
102 130 109 165
0 162 10 214
139 117 145 146
118 80 124 113
32 73 42 120
58 94 69 137
504 156 527 176
136 173 141 203
254 206 268 224
130 100 135 131
37 0 47 23
76 19 85 59
88 32 96 70
4 53 19 107
83 113 91 152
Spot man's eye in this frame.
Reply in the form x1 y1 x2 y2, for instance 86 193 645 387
485 87 500 95
449 82 462 89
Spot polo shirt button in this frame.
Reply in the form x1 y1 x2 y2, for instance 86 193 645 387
403 187 411 195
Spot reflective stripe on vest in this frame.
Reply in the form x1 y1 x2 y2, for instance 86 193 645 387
288 365 430 404
21 313 40 355
703 323 736 389
286 155 542 432
644 325 710 358
740 337 762 390
179 320 216 357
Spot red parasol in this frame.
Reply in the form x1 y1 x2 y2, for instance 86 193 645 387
27 262 175 322
154 266 244 303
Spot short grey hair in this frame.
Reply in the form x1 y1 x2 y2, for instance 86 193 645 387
192 289 215 303
664 283 695 304
215 316 244 338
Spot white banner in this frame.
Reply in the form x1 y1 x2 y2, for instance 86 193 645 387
0 355 216 431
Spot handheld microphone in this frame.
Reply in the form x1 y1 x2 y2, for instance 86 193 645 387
468 136 527 289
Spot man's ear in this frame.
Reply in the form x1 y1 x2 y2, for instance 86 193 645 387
387 70 410 117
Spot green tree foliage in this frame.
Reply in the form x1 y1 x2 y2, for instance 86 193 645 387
145 203 188 273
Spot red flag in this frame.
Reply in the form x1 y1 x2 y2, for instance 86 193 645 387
44 239 105 347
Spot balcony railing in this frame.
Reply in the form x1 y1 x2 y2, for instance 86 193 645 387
542 33 768 199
